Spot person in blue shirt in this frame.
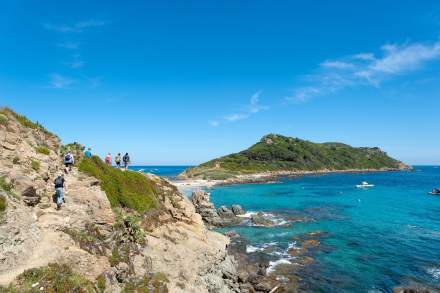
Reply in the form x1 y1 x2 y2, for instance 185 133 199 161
84 148 92 158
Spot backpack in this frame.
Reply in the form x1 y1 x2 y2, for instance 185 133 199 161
65 153 72 162
123 155 130 162
55 176 64 187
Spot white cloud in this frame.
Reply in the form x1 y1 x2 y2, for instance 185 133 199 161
44 19 106 33
210 91 268 126
352 53 375 61
287 39 440 102
49 73 75 89
321 60 354 69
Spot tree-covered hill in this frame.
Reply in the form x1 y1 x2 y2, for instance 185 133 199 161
180 134 409 180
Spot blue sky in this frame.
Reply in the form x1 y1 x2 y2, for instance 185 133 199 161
1 1 440 165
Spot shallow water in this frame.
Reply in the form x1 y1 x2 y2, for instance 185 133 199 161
208 166 440 292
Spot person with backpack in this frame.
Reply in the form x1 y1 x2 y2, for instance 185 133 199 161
54 173 67 210
64 151 74 173
84 148 92 158
105 153 112 166
115 153 121 168
123 153 130 170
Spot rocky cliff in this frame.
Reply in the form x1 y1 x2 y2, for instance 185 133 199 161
0 108 244 292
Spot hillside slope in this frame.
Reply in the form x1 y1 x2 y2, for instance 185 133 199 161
180 134 409 180
0 108 241 292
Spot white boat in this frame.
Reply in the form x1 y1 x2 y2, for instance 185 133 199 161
356 181 374 188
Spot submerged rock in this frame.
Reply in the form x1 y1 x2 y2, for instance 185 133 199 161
251 212 276 227
231 204 245 216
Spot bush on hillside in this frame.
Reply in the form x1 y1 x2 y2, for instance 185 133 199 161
0 195 6 212
0 263 95 293
0 113 8 125
31 160 40 172
0 177 13 193
79 156 160 213
36 146 50 155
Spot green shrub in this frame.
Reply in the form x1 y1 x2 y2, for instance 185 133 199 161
121 274 168 293
63 223 108 255
0 177 13 193
36 146 50 155
0 113 8 125
79 156 160 213
31 160 40 172
96 274 106 293
12 157 20 164
0 195 6 212
1 263 95 292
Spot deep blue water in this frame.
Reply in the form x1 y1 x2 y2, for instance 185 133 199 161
207 166 440 292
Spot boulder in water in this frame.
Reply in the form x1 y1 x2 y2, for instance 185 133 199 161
251 212 275 227
231 204 245 216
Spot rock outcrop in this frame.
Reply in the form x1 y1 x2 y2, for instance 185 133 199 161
191 191 244 227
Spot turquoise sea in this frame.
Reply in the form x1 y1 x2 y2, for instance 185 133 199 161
138 166 440 292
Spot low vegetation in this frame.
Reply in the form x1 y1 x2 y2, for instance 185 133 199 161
0 107 56 137
0 113 8 125
0 194 6 213
35 146 50 156
12 156 20 164
121 273 169 293
79 156 160 213
31 160 40 172
183 134 406 179
0 177 13 194
63 223 108 256
0 263 95 293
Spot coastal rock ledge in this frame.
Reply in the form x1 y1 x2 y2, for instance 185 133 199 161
191 190 244 227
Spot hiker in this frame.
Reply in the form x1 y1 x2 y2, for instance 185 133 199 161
84 148 92 158
64 151 74 173
105 153 112 166
54 173 67 210
115 153 121 168
123 153 130 170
